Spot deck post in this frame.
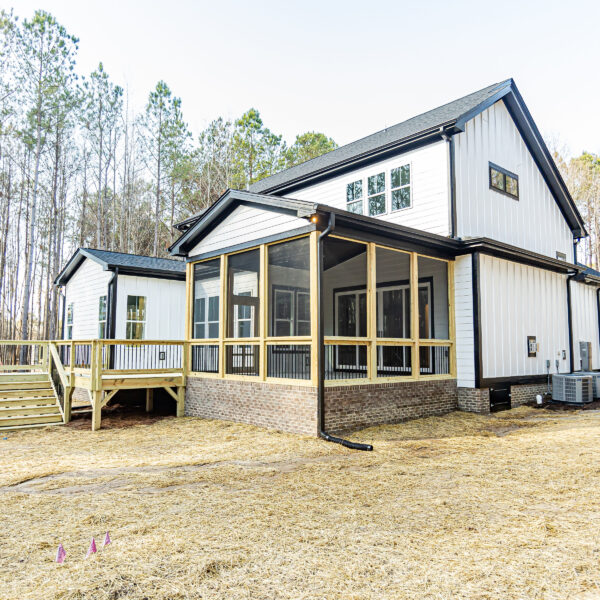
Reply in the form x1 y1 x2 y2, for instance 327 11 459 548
176 386 185 417
145 388 154 412
91 390 102 431
64 387 73 423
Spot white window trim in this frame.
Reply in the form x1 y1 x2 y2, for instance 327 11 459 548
193 295 220 339
390 163 412 213
343 161 414 217
125 295 146 341
66 303 74 340
98 295 107 339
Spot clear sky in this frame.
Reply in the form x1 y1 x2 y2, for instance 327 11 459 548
12 0 600 156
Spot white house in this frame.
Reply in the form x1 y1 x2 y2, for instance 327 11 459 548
166 78 600 438
55 248 186 342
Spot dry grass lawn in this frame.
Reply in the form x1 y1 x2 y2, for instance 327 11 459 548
1 407 600 599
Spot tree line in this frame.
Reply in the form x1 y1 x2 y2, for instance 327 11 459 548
0 10 337 342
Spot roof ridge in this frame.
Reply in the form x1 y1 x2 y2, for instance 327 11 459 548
83 247 184 263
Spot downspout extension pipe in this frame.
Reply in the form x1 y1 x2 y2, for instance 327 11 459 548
317 212 373 452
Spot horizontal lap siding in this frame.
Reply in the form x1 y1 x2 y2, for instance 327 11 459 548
189 205 310 256
479 255 569 379
454 255 475 387
571 281 600 370
455 100 573 259
289 142 450 237
64 258 111 339
115 276 186 340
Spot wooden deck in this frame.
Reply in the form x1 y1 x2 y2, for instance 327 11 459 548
0 340 186 431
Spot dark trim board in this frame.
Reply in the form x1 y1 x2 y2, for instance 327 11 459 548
567 275 575 373
480 375 550 387
186 224 316 263
472 252 482 389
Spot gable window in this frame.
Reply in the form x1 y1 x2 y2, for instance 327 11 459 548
98 295 107 338
489 162 519 199
556 251 567 261
391 164 411 211
346 180 363 214
126 295 146 340
66 303 74 340
368 172 386 216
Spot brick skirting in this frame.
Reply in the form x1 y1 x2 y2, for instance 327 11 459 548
185 377 459 436
510 383 548 407
458 383 549 414
324 379 458 433
185 377 318 436
458 387 490 414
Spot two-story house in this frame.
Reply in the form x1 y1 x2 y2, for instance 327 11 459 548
169 78 600 440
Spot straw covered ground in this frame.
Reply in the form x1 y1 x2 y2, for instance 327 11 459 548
1 407 600 599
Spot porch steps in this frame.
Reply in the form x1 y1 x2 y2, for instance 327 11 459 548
0 373 63 431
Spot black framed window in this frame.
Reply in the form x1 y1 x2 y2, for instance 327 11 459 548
489 162 519 199
346 180 363 214
66 303 74 340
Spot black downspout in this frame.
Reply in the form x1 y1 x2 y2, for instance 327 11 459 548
108 268 119 340
108 268 118 370
442 132 457 239
317 212 373 451
60 289 66 339
597 288 600 353
566 272 575 373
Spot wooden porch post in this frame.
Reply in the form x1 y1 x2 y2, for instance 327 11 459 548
91 390 102 431
64 387 73 423
90 340 103 431
176 386 185 417
145 388 154 412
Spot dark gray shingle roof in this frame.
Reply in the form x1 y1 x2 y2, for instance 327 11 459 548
250 79 512 194
83 248 186 274
55 248 185 285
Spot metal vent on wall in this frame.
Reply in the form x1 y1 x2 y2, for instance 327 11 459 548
552 374 593 404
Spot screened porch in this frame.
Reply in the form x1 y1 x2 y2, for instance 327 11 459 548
187 230 455 385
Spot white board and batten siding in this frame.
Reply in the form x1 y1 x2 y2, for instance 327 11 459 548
63 258 112 339
114 275 186 340
454 100 573 260
570 280 600 371
188 204 310 257
453 255 475 388
479 254 570 380
289 141 450 237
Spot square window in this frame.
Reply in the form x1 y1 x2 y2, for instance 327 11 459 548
392 186 410 211
369 194 386 216
346 180 362 202
368 172 385 196
506 174 518 197
347 200 363 214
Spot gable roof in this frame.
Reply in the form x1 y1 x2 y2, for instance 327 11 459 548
169 189 317 256
247 78 586 238
55 248 186 286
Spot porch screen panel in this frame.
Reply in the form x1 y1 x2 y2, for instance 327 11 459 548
193 258 221 339
375 248 411 338
323 237 367 338
416 256 449 340
268 237 311 337
227 249 260 339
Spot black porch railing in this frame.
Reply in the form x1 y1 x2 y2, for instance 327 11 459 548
267 345 311 380
191 345 219 373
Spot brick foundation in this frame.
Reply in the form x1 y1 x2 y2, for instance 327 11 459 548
510 383 548 407
458 383 549 414
458 387 490 414
185 377 459 436
324 379 458 433
185 377 318 436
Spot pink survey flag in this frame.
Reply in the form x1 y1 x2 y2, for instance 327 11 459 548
55 544 66 564
103 531 111 547
86 537 97 558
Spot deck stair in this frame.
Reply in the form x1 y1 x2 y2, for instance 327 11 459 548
0 373 63 430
